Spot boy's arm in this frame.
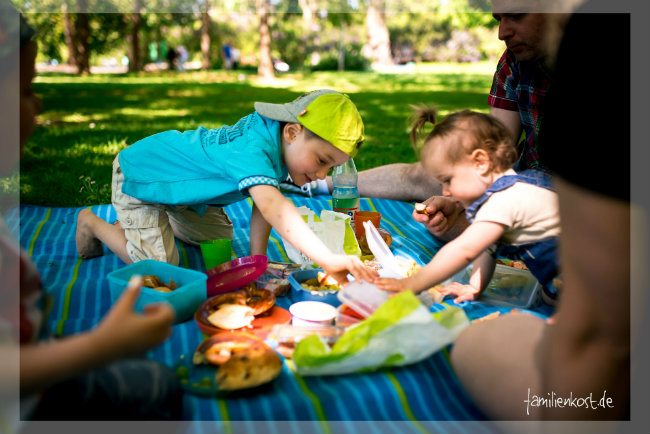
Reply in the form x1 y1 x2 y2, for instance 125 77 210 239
249 201 272 256
377 221 505 294
248 185 376 283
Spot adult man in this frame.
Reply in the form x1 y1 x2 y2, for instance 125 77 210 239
316 2 559 240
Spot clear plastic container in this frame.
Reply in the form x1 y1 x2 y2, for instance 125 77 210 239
451 263 541 308
107 259 207 323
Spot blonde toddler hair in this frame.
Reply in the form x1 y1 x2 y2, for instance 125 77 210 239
409 106 518 172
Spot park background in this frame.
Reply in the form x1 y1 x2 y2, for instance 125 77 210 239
8 0 504 207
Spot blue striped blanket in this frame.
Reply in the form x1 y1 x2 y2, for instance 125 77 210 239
7 195 551 432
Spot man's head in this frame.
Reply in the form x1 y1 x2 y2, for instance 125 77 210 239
491 0 578 64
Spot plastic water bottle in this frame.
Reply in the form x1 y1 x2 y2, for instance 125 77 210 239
332 158 360 224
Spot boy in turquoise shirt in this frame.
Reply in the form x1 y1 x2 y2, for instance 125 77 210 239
76 90 377 284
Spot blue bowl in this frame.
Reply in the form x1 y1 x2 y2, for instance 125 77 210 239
107 259 207 324
288 268 341 307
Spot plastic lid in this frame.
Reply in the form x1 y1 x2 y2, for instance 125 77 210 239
289 301 337 322
205 255 268 297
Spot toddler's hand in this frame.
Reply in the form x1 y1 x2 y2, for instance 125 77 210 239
412 196 462 238
95 276 175 359
375 277 410 293
438 282 480 303
322 254 378 285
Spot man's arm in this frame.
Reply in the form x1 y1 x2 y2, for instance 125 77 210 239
489 107 523 146
325 162 442 202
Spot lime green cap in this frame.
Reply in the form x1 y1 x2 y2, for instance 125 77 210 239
254 89 364 157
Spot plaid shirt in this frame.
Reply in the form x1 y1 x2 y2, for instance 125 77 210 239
488 49 553 172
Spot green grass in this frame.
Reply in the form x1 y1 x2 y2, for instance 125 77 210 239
16 63 494 207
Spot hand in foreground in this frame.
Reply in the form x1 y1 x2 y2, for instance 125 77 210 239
412 196 464 238
438 282 480 303
321 254 378 285
374 277 411 294
94 276 175 359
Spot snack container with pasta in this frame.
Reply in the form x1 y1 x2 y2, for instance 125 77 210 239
288 269 342 307
107 259 207 323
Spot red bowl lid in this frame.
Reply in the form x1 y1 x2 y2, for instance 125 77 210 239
204 255 268 297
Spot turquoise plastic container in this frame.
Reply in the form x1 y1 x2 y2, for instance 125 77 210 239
107 260 207 323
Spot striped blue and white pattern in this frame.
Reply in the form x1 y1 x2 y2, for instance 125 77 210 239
8 194 551 430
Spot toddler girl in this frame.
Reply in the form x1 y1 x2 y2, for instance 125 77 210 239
376 107 560 304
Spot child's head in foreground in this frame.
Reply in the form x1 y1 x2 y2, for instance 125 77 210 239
0 6 41 177
255 89 364 186
410 106 517 207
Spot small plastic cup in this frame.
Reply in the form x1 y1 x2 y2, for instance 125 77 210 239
200 239 232 270
354 211 381 240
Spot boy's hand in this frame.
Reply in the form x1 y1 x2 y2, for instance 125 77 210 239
438 282 480 303
321 254 378 285
95 276 175 359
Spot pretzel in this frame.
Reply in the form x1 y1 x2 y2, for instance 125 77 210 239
236 285 276 316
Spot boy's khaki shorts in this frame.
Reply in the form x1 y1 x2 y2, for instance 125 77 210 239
111 157 233 265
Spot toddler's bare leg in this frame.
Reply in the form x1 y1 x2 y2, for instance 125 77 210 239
75 209 131 263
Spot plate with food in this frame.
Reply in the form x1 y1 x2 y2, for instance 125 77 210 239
288 268 343 307
175 332 283 396
194 285 291 339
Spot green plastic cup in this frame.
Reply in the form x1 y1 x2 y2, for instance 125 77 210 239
200 239 232 270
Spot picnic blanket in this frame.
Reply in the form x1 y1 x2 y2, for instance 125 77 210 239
6 194 552 433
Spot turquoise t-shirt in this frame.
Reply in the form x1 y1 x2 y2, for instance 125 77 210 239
118 112 288 215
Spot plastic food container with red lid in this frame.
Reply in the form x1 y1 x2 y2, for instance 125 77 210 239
336 280 389 318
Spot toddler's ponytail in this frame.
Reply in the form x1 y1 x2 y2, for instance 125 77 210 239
408 105 438 156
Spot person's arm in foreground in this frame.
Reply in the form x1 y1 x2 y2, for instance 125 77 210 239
375 221 505 294
439 250 496 303
248 184 377 284
542 177 630 419
20 277 175 395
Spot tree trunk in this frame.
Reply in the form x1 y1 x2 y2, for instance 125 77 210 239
299 0 314 70
74 0 91 74
127 0 143 72
256 0 274 80
201 7 211 71
365 0 393 68
338 22 346 72
62 3 77 66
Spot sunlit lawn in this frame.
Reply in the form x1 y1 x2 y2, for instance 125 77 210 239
17 62 495 207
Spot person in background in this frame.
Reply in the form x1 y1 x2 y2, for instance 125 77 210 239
375 107 560 305
75 89 378 285
176 45 188 71
0 4 183 425
450 3 631 421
